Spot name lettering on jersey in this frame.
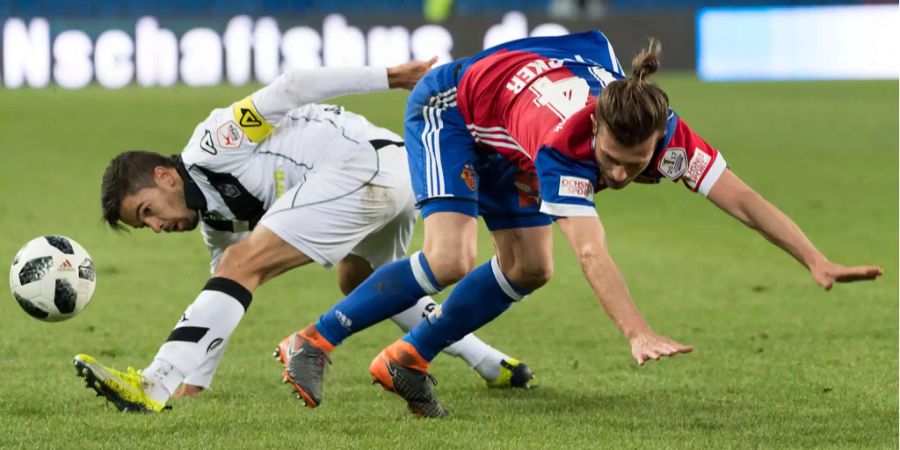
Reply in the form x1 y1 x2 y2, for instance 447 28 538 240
216 121 244 149
200 130 217 155
558 175 593 200
506 58 564 94
233 95 273 143
684 149 712 189
658 147 687 180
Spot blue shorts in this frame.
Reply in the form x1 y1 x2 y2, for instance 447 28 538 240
403 60 552 231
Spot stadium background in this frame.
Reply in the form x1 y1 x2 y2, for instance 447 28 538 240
0 1 896 448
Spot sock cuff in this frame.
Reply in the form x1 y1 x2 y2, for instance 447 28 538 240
203 277 252 311
410 251 442 295
489 256 530 302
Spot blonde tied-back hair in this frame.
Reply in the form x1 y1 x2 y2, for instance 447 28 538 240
595 37 669 147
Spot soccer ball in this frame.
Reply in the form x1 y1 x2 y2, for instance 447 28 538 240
9 235 96 322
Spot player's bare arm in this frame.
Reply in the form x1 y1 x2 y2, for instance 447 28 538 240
556 215 693 365
706 169 883 290
387 57 438 89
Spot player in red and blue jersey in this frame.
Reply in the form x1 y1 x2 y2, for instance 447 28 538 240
287 32 882 417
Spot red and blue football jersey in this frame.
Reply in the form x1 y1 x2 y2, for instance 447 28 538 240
455 31 728 217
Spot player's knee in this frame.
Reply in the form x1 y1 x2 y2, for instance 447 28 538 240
506 260 553 291
338 255 373 295
425 251 476 287
338 277 356 296
214 243 263 289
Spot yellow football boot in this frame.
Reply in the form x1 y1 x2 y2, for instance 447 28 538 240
486 358 534 389
73 354 167 413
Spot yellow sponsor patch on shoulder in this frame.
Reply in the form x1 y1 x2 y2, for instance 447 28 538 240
232 96 273 142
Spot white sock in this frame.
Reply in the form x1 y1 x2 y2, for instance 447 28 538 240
142 359 184 403
389 296 511 381
142 277 252 402
181 337 230 390
472 352 507 382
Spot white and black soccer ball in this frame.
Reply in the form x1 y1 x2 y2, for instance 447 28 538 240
9 236 96 322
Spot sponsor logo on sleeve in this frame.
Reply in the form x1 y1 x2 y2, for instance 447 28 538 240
684 149 712 189
657 147 687 179
199 130 217 155
217 121 244 149
558 175 593 200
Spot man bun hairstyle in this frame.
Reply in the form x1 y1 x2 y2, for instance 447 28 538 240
100 150 176 231
595 37 670 147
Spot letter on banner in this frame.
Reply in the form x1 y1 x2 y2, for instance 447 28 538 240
3 18 51 88
53 30 93 89
135 16 178 87
180 28 223 86
95 30 134 88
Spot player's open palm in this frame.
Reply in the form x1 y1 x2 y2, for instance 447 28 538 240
812 260 883 290
629 332 693 366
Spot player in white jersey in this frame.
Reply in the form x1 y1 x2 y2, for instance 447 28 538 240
72 60 532 413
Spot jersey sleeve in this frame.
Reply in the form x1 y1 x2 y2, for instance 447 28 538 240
535 146 600 217
655 117 728 197
230 67 389 143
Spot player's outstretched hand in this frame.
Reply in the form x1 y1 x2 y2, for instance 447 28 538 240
629 331 693 366
172 383 205 399
387 57 439 90
811 260 883 291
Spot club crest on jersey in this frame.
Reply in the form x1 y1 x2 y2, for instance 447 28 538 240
559 175 593 200
460 164 478 191
658 147 687 180
218 184 241 198
217 121 244 149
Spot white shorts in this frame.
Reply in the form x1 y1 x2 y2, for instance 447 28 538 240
259 143 416 269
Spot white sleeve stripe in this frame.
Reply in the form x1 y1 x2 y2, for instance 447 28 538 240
697 154 727 197
539 201 598 217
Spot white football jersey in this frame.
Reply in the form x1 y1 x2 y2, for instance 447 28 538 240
175 67 401 270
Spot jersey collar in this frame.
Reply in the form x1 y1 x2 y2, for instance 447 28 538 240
173 155 208 212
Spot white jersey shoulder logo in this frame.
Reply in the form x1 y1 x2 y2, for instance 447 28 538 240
658 147 687 180
216 121 245 149
684 149 712 189
200 130 217 155
558 175 593 200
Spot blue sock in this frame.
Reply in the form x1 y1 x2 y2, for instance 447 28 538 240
316 251 441 346
404 256 531 361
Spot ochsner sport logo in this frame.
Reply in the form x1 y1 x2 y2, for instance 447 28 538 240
558 175 593 200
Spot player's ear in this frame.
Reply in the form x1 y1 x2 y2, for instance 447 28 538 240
153 166 176 187
590 113 599 135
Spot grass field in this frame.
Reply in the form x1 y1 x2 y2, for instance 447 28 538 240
0 75 896 449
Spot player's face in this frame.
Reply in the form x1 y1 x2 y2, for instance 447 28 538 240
592 122 660 190
118 167 199 233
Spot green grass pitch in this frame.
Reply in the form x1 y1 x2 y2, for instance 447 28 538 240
0 76 896 449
